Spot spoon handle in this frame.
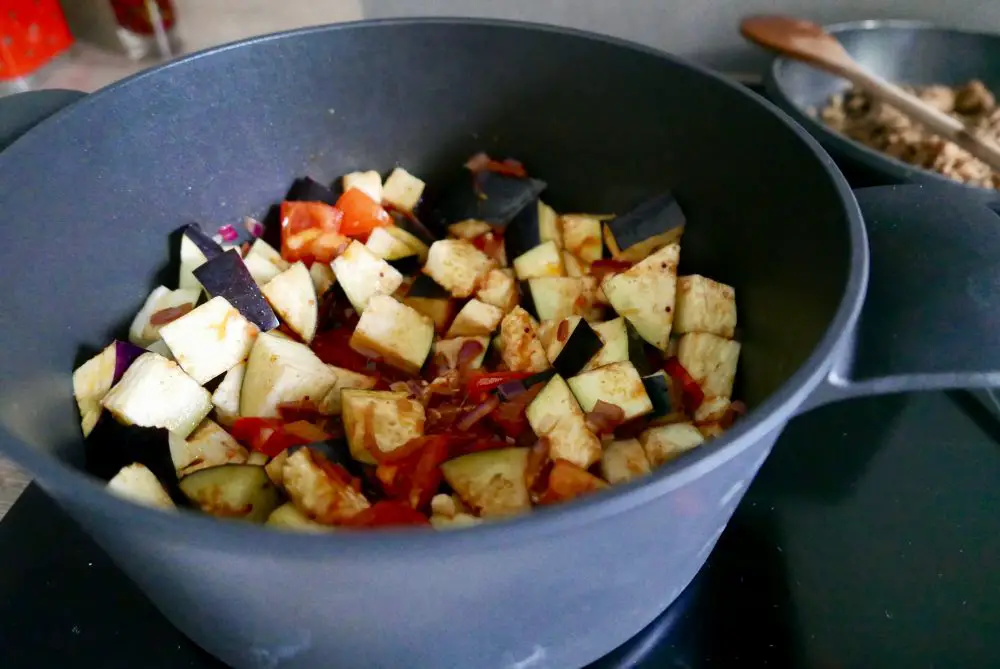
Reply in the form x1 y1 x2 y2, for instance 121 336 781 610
839 63 1000 171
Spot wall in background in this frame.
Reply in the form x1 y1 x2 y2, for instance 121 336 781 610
361 0 1000 75
173 0 363 52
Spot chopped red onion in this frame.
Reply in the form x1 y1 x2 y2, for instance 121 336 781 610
217 224 239 242
244 216 265 238
456 395 500 431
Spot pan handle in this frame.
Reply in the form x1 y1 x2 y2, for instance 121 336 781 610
0 89 85 151
798 183 1000 414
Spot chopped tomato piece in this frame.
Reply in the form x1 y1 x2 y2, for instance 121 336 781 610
280 201 345 265
335 188 391 237
664 356 705 413
542 459 608 502
230 417 316 458
589 259 634 279
407 436 451 511
343 501 430 528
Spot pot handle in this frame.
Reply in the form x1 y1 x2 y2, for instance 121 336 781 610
0 89 85 151
799 184 1000 413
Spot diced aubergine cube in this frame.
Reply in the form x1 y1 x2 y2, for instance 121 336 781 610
243 239 290 287
446 299 504 337
497 306 550 373
245 238 290 272
639 422 705 468
178 235 210 291
440 447 531 518
178 464 280 523
159 296 260 385
100 352 212 439
145 338 173 360
642 371 686 423
527 277 587 321
476 268 518 313
285 176 337 205
603 193 686 262
694 396 732 424
384 225 430 262
559 214 603 263
505 200 561 260
538 317 603 378
525 374 602 469
266 502 335 532
309 262 336 297
676 332 741 399
331 240 404 313
389 210 438 248
342 170 383 203
365 226 420 266
432 336 490 370
240 332 337 418
243 251 283 286
513 241 565 281
448 219 492 239
600 439 652 485
402 295 456 333
426 171 546 229
562 251 588 278
107 463 175 510
182 222 225 258
194 249 279 331
423 239 495 298
601 243 680 350
128 286 202 347
582 318 629 372
169 419 249 477
567 361 653 422
261 261 318 343
341 389 426 464
73 340 145 437
407 274 450 299
85 415 180 499
350 295 435 374
674 274 737 339
318 366 378 415
246 451 269 466
211 361 245 426
381 167 426 212
281 447 370 523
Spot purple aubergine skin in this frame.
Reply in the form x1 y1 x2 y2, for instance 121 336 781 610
193 249 279 331
1 19 1000 669
111 340 146 383
181 223 224 259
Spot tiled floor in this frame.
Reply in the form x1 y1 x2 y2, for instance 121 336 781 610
0 1 364 519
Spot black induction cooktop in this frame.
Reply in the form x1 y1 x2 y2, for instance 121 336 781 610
3 389 999 668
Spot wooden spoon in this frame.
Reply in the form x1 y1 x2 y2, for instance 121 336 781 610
740 15 1000 171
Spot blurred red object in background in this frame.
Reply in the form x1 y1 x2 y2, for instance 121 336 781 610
0 0 75 81
110 0 176 37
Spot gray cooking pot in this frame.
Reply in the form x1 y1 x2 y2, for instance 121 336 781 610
765 19 1000 190
1 19 999 669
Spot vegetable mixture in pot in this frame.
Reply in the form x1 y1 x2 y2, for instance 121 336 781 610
73 155 744 530
816 79 1000 189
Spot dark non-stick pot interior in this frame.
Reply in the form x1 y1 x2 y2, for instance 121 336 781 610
0 21 851 472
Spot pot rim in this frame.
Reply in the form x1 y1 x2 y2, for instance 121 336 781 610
0 16 868 555
765 18 1000 193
